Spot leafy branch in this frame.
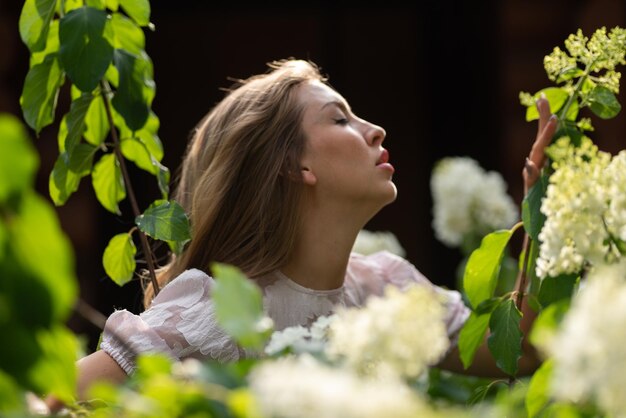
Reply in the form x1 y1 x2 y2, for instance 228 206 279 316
18 0 191 295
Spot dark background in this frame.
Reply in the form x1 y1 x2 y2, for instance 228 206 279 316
1 0 625 350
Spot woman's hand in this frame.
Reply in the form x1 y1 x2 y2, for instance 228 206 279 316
523 96 558 194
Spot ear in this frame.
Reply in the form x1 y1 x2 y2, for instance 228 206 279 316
301 166 317 186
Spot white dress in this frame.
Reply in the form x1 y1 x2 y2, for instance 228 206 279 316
101 251 470 374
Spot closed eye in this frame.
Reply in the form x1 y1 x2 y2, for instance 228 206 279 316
333 118 349 125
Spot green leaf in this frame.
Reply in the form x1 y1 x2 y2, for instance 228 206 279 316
526 359 553 418
553 123 582 148
475 296 506 315
525 88 569 121
106 0 120 10
119 0 150 26
103 233 136 286
0 114 38 201
211 263 273 350
20 54 65 134
10 192 77 322
106 12 145 55
49 144 97 205
588 85 621 119
59 6 114 92
458 312 490 369
112 49 152 131
19 0 57 52
30 19 60 67
463 229 514 309
121 138 155 174
537 273 577 308
86 0 105 8
63 92 93 154
84 93 110 146
28 326 78 403
529 299 570 349
487 299 523 376
135 200 191 242
522 173 548 241
92 153 126 214
0 371 23 412
564 98 579 121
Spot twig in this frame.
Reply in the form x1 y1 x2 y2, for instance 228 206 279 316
99 82 160 296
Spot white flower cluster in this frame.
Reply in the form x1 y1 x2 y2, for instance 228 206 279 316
352 229 406 257
542 261 626 417
264 315 334 356
536 138 625 278
430 157 518 248
327 285 449 379
248 354 437 418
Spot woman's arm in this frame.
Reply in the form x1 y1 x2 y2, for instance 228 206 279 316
45 350 127 412
75 350 128 398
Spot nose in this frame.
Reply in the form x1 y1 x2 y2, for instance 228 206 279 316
364 121 386 146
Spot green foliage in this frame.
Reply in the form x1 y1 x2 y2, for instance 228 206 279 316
522 174 548 241
211 263 274 351
526 359 553 417
92 153 126 214
103 233 137 285
59 7 113 92
20 54 65 134
588 85 621 118
463 229 514 310
537 274 578 308
458 312 490 369
135 200 191 253
487 299 523 376
19 0 57 52
0 114 79 407
19 0 165 290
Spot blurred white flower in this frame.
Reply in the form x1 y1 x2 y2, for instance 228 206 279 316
542 261 626 417
248 354 437 418
352 229 406 257
430 157 518 248
264 315 334 356
327 285 449 379
536 138 624 278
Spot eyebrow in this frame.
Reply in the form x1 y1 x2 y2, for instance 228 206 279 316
321 100 352 114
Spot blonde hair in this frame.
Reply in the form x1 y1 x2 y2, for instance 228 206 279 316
144 59 326 307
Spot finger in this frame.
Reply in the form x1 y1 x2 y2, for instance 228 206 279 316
529 114 558 169
536 96 551 135
523 158 539 193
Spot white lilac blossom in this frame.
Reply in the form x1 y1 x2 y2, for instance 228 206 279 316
430 157 518 248
542 261 626 417
327 285 449 379
264 315 334 356
248 354 439 418
536 138 624 278
352 229 406 257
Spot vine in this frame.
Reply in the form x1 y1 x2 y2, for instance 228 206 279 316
18 0 191 294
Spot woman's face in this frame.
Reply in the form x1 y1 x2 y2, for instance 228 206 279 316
298 80 397 209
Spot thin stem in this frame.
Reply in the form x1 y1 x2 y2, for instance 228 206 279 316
100 82 160 296
514 234 531 312
558 63 592 124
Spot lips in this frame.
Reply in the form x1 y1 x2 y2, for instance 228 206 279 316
376 149 389 165
376 149 395 173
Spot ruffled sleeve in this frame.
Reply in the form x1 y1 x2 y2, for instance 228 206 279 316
100 269 243 374
347 251 470 342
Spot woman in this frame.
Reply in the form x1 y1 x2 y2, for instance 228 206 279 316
74 59 557 397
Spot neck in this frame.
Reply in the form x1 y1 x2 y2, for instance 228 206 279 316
281 196 375 291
